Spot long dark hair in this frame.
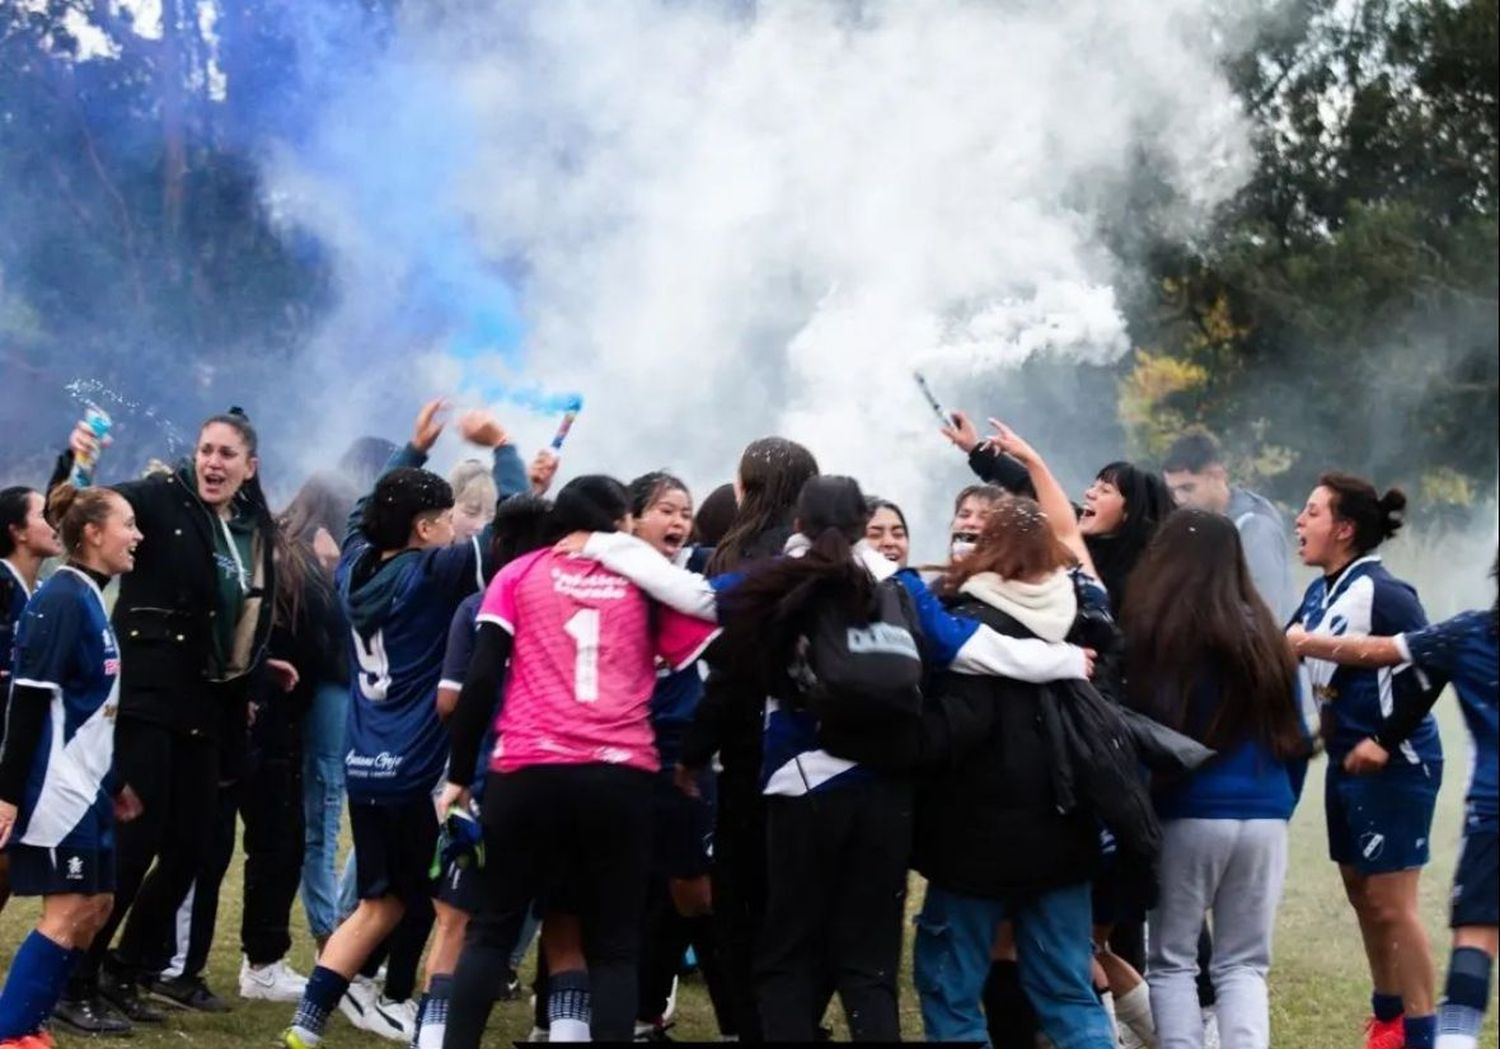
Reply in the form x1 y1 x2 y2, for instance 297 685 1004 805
0 486 38 558
1085 460 1174 611
719 476 873 690
275 474 355 630
1123 510 1303 759
490 495 558 574
707 437 819 575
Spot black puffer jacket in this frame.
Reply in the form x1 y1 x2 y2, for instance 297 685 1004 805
914 597 1102 898
50 452 277 741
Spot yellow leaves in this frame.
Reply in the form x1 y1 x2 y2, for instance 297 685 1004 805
1420 467 1474 508
1118 349 1209 459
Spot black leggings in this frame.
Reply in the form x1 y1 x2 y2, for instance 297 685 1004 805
444 764 654 1047
73 718 222 992
755 777 912 1042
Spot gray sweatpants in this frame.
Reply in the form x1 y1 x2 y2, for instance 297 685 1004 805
1146 818 1288 1049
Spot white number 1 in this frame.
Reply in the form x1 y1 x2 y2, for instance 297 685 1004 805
564 609 600 703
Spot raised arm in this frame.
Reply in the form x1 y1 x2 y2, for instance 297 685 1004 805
941 410 1034 493
983 420 1094 579
342 399 444 550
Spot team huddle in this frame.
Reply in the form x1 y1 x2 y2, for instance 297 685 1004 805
0 397 1494 1049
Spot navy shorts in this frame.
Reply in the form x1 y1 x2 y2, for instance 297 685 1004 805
436 855 485 914
1451 815 1498 929
1325 760 1442 875
651 770 716 880
7 843 115 896
350 795 439 904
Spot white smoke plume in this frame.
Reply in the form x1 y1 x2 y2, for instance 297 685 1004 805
268 0 1258 533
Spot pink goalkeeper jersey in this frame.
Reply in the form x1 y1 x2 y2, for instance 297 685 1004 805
478 548 719 774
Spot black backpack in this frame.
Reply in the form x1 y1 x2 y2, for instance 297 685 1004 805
790 577 925 771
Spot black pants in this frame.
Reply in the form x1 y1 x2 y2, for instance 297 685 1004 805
712 768 767 1042
240 751 307 966
445 764 654 1047
73 718 223 992
636 879 733 1033
144 785 238 978
755 777 911 1042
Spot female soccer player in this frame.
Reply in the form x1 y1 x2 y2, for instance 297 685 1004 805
440 475 720 1046
0 486 65 914
1291 473 1441 1049
1288 555 1499 1049
0 485 143 1046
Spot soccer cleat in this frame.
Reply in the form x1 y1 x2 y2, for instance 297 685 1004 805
144 973 232 1013
362 995 418 1042
50 992 133 1036
1363 1015 1405 1049
280 1027 321 1049
239 958 310 1003
339 974 380 1029
100 970 167 1023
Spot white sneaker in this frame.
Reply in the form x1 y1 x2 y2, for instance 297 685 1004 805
363 995 418 1042
338 974 380 1030
1201 1007 1221 1049
1118 1025 1147 1049
240 958 309 1002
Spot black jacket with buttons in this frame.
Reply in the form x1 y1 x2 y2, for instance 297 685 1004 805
51 452 277 742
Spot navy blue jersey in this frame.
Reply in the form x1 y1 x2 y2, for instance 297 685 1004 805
440 592 495 796
1401 610 1498 819
649 546 713 770
338 536 482 804
0 558 33 721
7 567 119 849
1294 557 1442 765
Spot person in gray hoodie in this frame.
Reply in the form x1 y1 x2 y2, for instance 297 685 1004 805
1162 431 1295 624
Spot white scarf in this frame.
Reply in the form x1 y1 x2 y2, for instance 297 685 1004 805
958 570 1077 642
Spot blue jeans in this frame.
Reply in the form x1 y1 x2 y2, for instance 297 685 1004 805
301 680 349 939
914 881 1115 1049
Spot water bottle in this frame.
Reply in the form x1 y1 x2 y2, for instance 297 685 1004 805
70 404 113 487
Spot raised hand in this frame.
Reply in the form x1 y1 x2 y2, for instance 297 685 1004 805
940 410 983 453
530 449 560 495
69 418 110 462
985 418 1040 465
412 398 449 454
457 409 508 449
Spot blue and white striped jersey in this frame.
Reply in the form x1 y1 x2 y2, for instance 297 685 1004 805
1294 556 1442 766
7 566 120 849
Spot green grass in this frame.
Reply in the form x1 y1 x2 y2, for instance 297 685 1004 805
3 704 1496 1046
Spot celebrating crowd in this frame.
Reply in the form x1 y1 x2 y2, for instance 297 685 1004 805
0 397 1494 1049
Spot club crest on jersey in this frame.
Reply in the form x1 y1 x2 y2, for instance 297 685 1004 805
65 855 85 880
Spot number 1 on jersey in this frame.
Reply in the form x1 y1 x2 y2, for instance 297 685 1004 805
565 609 601 702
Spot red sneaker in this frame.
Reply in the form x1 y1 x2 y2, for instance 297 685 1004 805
1363 1015 1405 1049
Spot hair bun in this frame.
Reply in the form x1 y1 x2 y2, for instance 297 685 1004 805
1377 487 1407 539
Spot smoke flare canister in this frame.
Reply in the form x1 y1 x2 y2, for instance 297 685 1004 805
70 404 113 487
913 371 952 426
550 398 583 451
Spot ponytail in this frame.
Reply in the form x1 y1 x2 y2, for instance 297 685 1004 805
47 483 119 554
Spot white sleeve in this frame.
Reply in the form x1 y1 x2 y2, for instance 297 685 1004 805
949 625 1088 682
580 532 719 621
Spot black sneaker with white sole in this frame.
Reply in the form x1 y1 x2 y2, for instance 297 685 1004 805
52 992 135 1036
144 973 232 1013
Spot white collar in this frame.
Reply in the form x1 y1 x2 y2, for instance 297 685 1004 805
0 557 31 601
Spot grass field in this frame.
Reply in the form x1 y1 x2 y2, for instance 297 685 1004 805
3 703 1496 1047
